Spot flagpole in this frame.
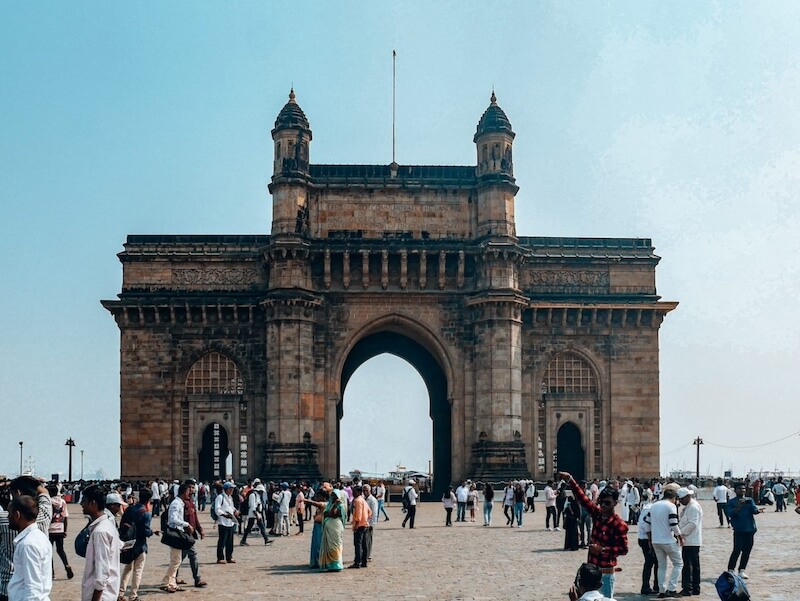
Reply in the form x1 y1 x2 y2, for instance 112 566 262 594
392 49 396 164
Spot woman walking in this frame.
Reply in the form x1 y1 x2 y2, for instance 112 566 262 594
442 486 456 526
483 482 494 526
468 483 479 523
513 482 525 527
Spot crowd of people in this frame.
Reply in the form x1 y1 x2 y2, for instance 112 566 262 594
0 472 793 600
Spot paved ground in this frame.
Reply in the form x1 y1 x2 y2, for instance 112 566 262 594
51 498 799 600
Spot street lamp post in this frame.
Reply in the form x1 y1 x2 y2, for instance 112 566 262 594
80 450 84 480
18 442 23 476
65 438 76 482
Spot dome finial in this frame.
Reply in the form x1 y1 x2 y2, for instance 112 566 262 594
289 87 296 102
490 89 496 104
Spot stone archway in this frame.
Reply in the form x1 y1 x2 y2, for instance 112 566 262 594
339 331 451 498
556 422 585 481
198 422 230 482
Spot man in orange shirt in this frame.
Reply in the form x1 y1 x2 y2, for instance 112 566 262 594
348 486 372 569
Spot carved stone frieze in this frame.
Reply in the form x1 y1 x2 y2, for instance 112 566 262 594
526 269 609 292
172 267 261 288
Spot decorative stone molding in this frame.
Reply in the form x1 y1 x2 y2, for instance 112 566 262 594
172 268 260 287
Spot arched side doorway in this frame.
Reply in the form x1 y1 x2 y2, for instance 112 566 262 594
198 422 230 482
339 331 451 498
556 422 585 481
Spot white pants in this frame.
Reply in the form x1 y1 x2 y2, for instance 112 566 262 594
120 552 146 596
653 541 683 593
160 547 182 588
277 511 290 535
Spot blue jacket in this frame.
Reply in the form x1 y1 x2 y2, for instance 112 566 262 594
725 497 759 533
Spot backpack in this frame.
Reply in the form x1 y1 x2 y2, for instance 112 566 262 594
715 571 750 601
210 495 218 521
119 506 145 542
402 487 411 509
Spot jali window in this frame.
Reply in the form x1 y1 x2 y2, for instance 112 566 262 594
542 351 597 394
185 352 244 394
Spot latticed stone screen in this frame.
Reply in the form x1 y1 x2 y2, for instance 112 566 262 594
185 352 244 394
542 352 597 394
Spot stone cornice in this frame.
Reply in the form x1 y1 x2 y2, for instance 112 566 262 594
527 301 678 329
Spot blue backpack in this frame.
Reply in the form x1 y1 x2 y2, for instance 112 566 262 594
715 571 750 601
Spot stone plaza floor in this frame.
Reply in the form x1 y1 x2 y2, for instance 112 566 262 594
51 498 799 600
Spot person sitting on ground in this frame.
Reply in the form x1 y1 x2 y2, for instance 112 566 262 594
568 562 616 601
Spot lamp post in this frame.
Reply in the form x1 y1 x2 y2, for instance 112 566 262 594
692 436 704 482
65 438 76 482
18 441 23 476
80 450 84 480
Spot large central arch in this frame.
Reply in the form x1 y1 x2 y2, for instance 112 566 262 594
338 330 451 498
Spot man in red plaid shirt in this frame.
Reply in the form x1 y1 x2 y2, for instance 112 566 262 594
559 471 628 599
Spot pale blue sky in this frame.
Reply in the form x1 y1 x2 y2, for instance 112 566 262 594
1 2 799 480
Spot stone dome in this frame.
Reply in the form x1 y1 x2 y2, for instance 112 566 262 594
474 91 514 142
273 88 310 132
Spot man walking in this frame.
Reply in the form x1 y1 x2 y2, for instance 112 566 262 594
772 478 787 512
544 480 558 531
7 496 52 601
646 488 683 598
401 480 417 529
240 484 270 546
363 484 378 562
374 481 390 521
178 482 206 588
677 488 702 596
214 482 239 565
725 481 763 580
80 485 122 601
637 502 658 595
118 488 154 601
712 479 731 527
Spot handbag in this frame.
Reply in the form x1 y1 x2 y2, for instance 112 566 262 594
161 526 195 550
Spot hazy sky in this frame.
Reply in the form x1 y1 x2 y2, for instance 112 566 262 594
1 2 799 481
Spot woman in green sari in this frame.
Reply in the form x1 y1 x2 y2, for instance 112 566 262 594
319 489 346 571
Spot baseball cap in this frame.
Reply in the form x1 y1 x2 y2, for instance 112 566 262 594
105 492 124 505
222 482 234 490
676 487 694 499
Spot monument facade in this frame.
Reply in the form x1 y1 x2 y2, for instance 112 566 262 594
103 90 676 491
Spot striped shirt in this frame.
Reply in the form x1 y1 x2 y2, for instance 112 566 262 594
645 498 681 544
0 493 52 595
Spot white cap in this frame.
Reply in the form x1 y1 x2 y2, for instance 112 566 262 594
676 487 694 499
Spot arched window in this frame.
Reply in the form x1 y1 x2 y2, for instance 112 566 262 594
542 351 597 394
185 352 243 395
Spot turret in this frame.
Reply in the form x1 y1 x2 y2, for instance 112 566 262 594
474 92 518 239
269 89 312 235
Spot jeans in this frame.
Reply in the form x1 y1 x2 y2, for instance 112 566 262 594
378 499 389 520
681 546 700 593
353 526 368 566
546 505 558 528
513 501 524 526
638 538 658 592
716 502 730 526
456 501 466 521
653 541 683 593
601 572 615 599
241 516 269 543
483 502 493 525
728 531 755 570
217 524 235 561
445 507 453 525
775 493 786 512
181 544 200 581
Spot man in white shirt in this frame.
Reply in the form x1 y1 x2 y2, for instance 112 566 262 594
636 503 658 595
455 481 469 522
150 480 161 517
7 496 52 601
401 480 418 529
568 562 616 601
273 483 292 536
677 488 703 596
160 483 194 593
214 483 239 564
772 479 787 512
80 485 122 601
374 481 389 521
712 478 731 527
645 488 683 598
